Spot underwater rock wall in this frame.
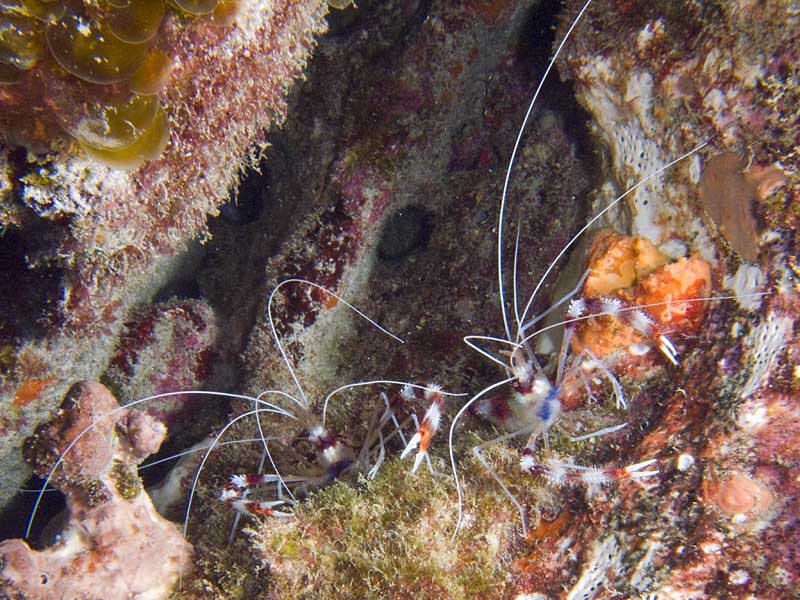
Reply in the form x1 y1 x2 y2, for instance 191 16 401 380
0 0 798 598
543 1 800 598
225 1 800 597
169 0 600 595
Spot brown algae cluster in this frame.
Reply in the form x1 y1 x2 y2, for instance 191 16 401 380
0 0 239 169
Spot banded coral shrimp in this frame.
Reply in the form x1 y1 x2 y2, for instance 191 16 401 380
1 277 464 598
212 278 467 522
225 0 792 596
207 0 790 596
415 0 749 544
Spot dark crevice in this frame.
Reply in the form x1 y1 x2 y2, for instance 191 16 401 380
0 225 65 340
0 475 65 547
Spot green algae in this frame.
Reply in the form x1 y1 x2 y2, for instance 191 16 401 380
231 418 611 600
83 477 109 507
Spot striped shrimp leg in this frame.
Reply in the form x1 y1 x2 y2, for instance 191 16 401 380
400 384 445 473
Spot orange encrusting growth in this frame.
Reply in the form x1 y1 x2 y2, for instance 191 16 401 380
703 472 774 519
312 287 340 309
634 257 712 331
571 231 712 359
583 230 668 297
323 294 339 310
569 309 642 358
12 377 57 407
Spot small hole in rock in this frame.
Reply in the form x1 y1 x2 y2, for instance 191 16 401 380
377 205 432 261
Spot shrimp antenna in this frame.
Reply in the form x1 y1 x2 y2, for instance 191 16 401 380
139 437 281 470
515 140 709 341
512 292 767 366
25 390 295 539
512 222 523 335
498 0 595 343
253 388 307 502
449 375 516 541
182 405 297 539
462 334 521 370
268 278 405 409
322 380 467 427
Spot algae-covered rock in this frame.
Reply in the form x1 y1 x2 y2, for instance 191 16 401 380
0 0 330 510
2 0 799 598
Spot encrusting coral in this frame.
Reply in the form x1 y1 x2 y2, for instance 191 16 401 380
557 0 798 261
0 380 193 600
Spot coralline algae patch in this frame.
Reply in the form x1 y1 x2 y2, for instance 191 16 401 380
0 0 238 169
558 257 799 598
102 298 224 438
651 322 800 596
505 302 799 598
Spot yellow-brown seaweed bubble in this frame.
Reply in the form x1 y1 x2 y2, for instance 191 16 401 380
2 0 235 167
81 104 169 170
327 0 355 9
207 0 241 26
0 16 45 71
169 0 218 16
65 93 159 151
105 0 164 44
46 11 147 83
20 0 66 24
128 49 171 95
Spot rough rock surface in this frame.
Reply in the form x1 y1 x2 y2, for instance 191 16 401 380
0 381 193 600
222 1 799 597
1 0 798 598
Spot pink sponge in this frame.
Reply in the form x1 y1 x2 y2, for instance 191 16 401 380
0 381 193 599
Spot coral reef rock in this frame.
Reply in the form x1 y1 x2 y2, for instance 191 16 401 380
226 1 800 597
558 0 798 262
0 381 193 600
2 0 799 598
103 297 226 439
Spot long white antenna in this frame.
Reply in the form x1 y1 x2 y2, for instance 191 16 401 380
497 0 595 343
26 390 295 539
449 375 516 541
515 141 709 340
322 380 466 427
267 278 405 408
